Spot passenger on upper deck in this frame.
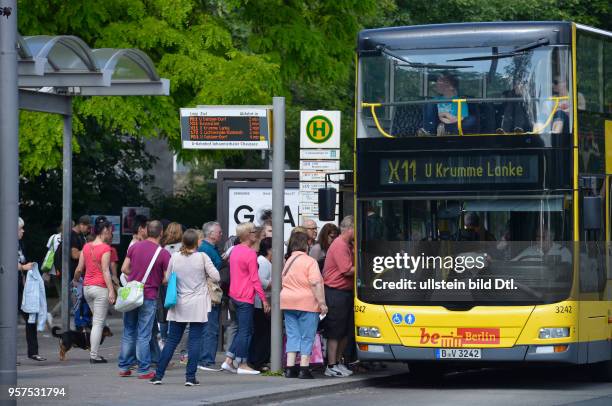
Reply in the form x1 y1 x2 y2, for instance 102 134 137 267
499 79 532 134
419 72 474 136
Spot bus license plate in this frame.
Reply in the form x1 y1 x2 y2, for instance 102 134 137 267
435 348 481 359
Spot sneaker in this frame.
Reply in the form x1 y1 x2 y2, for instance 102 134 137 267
198 364 223 372
324 365 345 377
336 364 354 376
237 367 260 375
118 370 132 377
138 371 156 380
149 377 162 385
184 379 200 386
89 357 108 364
221 361 237 374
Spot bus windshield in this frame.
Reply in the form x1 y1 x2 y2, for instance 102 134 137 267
357 196 574 306
358 45 573 138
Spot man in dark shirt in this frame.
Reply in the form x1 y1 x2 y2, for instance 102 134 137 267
197 221 224 371
69 215 90 280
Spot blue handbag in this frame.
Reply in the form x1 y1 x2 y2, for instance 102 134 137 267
164 272 177 309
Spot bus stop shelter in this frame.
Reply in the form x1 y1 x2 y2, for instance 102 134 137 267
0 6 169 400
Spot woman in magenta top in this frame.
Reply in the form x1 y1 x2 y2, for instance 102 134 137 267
72 216 116 363
222 222 270 375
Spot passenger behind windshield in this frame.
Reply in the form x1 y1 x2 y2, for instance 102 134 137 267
419 72 475 136
456 212 495 242
512 228 571 264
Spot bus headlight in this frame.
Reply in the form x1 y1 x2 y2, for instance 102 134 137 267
357 326 381 338
538 327 570 339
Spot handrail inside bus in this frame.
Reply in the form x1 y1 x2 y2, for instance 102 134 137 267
362 96 569 138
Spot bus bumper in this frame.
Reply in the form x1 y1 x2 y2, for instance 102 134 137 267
357 343 581 363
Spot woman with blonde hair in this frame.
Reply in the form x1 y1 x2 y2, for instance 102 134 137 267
150 229 220 386
222 222 269 375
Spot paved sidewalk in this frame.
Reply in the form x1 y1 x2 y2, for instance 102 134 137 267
16 315 403 405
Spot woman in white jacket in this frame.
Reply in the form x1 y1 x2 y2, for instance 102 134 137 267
150 229 220 386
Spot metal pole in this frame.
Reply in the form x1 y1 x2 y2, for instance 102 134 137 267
0 1 19 404
270 96 285 372
61 111 72 332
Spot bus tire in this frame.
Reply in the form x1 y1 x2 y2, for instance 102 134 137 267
409 362 446 380
590 360 612 382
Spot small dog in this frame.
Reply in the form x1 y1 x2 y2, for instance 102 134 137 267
52 326 113 361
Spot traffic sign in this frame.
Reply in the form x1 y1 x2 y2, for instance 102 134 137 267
299 160 340 171
300 111 340 149
300 149 340 160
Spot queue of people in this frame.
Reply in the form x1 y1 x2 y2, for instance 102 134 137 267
17 212 357 385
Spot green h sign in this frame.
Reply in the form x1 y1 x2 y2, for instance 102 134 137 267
306 115 333 144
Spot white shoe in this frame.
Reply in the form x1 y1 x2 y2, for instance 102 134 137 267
324 365 345 377
336 363 354 376
221 361 237 374
198 364 223 372
237 367 260 375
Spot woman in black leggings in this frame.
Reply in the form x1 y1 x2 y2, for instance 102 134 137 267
17 217 46 362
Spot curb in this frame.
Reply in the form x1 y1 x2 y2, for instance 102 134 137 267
205 371 409 405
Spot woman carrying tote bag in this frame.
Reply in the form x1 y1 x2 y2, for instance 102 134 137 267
150 229 220 386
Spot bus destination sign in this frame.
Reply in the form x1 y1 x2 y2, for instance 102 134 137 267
380 154 539 186
180 107 270 150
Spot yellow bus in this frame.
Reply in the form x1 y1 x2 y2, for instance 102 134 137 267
352 22 612 379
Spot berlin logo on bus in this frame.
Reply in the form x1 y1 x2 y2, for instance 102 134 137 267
306 115 333 144
419 327 500 347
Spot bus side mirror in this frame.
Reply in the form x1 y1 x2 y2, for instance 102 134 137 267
318 188 336 221
583 196 602 231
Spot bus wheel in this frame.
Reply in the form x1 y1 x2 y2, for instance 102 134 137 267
590 360 612 382
409 362 446 380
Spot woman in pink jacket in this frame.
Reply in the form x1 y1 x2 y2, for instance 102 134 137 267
222 222 270 375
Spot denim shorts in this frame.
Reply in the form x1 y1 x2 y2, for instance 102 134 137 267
284 310 319 355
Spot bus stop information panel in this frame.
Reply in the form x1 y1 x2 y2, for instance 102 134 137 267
180 107 270 150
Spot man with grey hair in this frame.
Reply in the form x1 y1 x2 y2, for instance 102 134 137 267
322 215 355 377
301 218 318 252
197 221 225 371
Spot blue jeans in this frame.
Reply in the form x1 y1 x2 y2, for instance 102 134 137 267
284 310 319 355
118 299 158 374
226 299 254 363
199 304 220 366
155 321 205 381
150 318 160 364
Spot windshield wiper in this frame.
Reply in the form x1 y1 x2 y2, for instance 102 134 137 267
375 44 472 69
446 38 550 62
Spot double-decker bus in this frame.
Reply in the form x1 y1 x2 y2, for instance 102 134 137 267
352 22 612 379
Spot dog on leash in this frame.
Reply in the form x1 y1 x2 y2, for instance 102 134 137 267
52 326 113 361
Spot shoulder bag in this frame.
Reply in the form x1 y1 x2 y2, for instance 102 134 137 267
115 246 162 313
203 253 223 305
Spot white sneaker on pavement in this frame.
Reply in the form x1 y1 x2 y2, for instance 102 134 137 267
324 365 345 377
198 364 223 372
337 363 354 376
221 361 237 374
237 367 260 375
